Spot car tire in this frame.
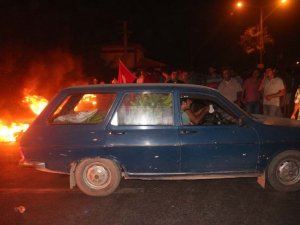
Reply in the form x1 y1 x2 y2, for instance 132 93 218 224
267 150 300 192
75 157 121 196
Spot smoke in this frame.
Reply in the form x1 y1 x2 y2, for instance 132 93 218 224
23 49 87 99
0 45 87 120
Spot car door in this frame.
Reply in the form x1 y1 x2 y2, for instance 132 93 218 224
29 92 117 172
179 93 260 173
105 91 180 174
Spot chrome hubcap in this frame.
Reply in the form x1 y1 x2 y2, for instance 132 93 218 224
277 160 300 185
83 163 110 189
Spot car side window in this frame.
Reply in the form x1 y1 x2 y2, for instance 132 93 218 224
180 93 238 126
49 93 116 124
111 92 174 126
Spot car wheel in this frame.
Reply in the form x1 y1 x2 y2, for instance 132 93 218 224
267 150 300 192
75 158 121 196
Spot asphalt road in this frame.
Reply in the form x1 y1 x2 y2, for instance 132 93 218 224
1 143 300 225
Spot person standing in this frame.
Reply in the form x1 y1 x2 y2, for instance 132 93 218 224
218 67 243 105
167 71 184 84
291 85 300 120
136 70 145 84
242 69 261 114
179 70 190 84
205 66 222 89
161 68 171 83
259 67 286 117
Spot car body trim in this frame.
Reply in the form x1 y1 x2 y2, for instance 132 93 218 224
19 160 46 169
124 172 260 180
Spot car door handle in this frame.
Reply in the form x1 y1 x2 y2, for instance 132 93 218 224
180 130 197 134
108 131 126 135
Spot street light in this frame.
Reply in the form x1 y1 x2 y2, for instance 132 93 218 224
236 1 243 8
235 0 289 68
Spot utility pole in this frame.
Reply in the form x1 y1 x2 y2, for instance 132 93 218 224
123 21 128 57
258 8 264 69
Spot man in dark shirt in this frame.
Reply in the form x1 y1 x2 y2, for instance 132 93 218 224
167 71 184 84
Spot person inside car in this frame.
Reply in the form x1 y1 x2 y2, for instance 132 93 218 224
181 98 209 125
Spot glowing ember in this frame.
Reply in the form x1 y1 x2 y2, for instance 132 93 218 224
0 121 29 142
23 95 48 115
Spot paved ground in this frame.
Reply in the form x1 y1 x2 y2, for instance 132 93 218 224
1 143 300 225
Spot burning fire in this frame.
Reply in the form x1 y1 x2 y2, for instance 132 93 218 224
0 94 48 143
0 121 29 142
74 94 97 112
23 95 48 115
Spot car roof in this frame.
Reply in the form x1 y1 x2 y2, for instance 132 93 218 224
60 83 217 94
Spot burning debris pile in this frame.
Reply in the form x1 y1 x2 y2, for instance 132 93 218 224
0 94 49 142
0 48 89 143
0 121 29 143
23 94 49 116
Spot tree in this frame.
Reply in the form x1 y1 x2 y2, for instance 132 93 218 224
239 26 274 55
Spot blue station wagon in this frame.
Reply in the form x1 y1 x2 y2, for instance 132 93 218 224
20 84 300 196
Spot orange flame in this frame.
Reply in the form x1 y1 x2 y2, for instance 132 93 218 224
0 94 49 143
23 95 48 115
0 121 29 142
74 94 97 112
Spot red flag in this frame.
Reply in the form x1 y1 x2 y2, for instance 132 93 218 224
118 60 136 84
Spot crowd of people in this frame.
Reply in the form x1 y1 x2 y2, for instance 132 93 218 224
91 65 300 121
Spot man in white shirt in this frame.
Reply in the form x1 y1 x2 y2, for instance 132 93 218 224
259 67 286 117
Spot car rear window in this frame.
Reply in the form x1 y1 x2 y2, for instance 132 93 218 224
49 93 116 124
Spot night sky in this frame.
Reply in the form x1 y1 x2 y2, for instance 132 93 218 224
0 0 300 72
0 0 299 118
